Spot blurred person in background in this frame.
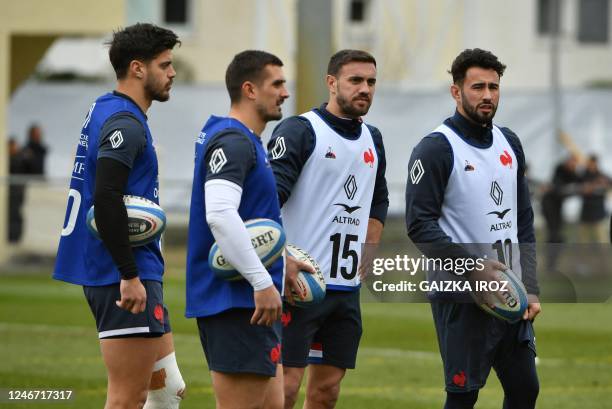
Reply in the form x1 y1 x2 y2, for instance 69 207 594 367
579 154 610 243
21 123 48 176
541 155 581 237
8 137 25 242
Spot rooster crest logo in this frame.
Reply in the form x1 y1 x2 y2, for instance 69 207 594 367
363 148 375 167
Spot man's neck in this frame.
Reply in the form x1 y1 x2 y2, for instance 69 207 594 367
116 81 151 113
228 105 264 136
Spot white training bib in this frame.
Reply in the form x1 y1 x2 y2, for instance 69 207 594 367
281 111 378 289
435 123 521 276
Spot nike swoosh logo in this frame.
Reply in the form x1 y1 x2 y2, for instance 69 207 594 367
334 203 362 214
487 208 511 219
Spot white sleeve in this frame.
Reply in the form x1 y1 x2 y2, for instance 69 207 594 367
205 179 274 291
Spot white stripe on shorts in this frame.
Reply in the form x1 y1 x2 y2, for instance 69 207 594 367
99 326 150 339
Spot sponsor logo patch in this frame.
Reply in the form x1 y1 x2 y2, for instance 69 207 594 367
410 159 425 184
209 148 228 174
110 130 124 149
270 136 286 159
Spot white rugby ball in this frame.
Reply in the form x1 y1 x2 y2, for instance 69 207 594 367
476 268 528 323
209 218 286 281
286 244 326 307
86 195 166 247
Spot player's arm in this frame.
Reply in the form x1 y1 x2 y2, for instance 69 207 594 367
502 127 541 320
94 113 147 314
203 131 281 326
359 126 389 279
267 116 315 206
367 125 390 228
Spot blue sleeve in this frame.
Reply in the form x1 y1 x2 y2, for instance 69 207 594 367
268 116 315 206
405 133 477 261
97 113 146 168
367 125 389 224
501 127 539 295
204 130 256 187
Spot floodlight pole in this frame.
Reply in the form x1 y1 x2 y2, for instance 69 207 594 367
296 0 333 114
550 1 562 152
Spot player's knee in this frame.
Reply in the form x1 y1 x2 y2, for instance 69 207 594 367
444 390 479 409
305 381 341 409
106 392 147 409
283 381 300 409
504 378 539 409
283 369 303 409
143 352 186 409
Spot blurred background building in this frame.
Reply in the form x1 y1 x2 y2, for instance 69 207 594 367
2 0 611 258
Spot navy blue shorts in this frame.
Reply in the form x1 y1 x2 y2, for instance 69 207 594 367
430 302 537 392
83 280 171 339
197 308 282 377
282 290 362 369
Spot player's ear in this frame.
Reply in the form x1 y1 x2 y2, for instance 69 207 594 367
326 74 337 94
241 81 257 101
450 83 461 103
129 60 146 80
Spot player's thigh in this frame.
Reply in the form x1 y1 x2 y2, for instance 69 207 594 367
309 291 362 369
263 364 284 409
430 302 502 392
83 280 169 339
101 337 161 394
282 302 327 368
197 308 282 377
283 365 306 390
212 370 272 409
157 332 175 359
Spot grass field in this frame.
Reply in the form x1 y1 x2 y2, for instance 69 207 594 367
1 271 611 409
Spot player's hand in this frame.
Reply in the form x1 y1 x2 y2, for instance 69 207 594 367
523 294 542 321
116 277 147 314
469 259 508 308
251 285 282 326
358 243 379 281
284 255 315 305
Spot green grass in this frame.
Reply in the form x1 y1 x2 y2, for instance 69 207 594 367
1 273 611 409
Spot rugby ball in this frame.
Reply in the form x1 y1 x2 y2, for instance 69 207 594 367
209 218 286 281
477 268 528 323
286 244 326 307
86 195 166 247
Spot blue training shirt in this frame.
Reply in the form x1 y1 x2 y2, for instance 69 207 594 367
53 92 164 286
185 116 284 318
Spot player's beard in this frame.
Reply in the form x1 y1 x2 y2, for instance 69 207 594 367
144 76 171 102
256 101 283 122
460 89 497 125
336 91 371 118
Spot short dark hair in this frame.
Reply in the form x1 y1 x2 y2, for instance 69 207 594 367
327 49 376 77
225 50 284 104
107 23 180 79
449 48 506 85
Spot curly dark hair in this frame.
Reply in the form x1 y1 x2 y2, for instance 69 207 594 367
449 48 506 85
225 50 284 104
107 23 180 79
327 49 376 77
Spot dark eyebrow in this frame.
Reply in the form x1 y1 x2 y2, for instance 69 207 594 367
272 78 286 86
